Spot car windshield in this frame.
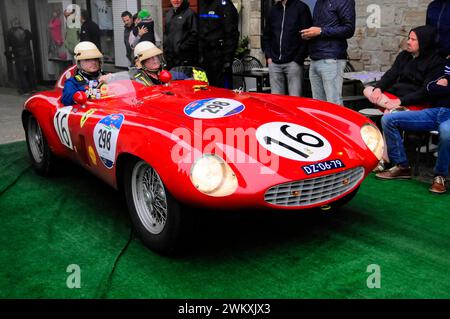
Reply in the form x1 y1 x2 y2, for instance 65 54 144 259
169 66 209 83
97 66 209 99
105 66 208 85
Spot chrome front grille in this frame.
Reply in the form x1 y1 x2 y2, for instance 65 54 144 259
264 167 365 207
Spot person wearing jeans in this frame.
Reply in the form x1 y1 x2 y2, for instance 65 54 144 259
301 0 355 105
268 61 303 96
376 66 450 194
308 59 346 104
262 0 312 96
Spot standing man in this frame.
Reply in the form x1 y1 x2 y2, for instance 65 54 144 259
80 9 101 51
426 0 450 58
301 0 356 105
5 18 37 95
121 11 134 64
198 0 239 88
262 0 312 96
164 0 198 70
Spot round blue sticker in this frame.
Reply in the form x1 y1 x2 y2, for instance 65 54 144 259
184 98 245 119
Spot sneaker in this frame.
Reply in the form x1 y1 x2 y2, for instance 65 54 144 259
375 165 412 180
372 159 386 173
429 176 447 194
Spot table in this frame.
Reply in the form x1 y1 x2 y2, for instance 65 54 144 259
232 69 270 93
343 71 385 85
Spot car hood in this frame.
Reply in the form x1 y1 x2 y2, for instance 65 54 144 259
123 82 376 181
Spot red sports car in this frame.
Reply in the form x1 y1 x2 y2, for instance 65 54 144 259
22 66 384 254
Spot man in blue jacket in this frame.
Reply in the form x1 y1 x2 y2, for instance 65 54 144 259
426 0 450 58
301 0 355 105
263 0 312 96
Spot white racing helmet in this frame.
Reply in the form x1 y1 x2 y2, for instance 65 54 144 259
74 41 103 67
134 41 163 70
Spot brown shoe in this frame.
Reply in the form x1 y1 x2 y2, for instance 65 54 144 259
429 176 447 194
375 165 411 180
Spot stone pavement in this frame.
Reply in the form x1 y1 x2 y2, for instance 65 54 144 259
0 87 27 145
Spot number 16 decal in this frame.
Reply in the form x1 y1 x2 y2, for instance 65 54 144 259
53 106 73 150
256 122 332 162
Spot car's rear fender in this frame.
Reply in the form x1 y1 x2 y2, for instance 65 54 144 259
22 94 69 157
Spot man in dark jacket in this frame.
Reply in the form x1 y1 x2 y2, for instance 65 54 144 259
80 10 101 51
301 0 355 105
5 18 37 95
198 0 239 88
122 11 134 64
376 60 450 194
426 0 450 58
262 0 312 96
364 26 444 111
164 0 198 69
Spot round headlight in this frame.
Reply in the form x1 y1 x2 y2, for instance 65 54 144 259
190 154 238 197
360 123 384 160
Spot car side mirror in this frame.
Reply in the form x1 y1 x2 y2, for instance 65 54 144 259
73 91 88 105
159 70 172 84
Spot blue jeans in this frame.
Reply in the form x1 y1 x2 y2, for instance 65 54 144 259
382 108 450 177
309 59 346 105
269 61 303 96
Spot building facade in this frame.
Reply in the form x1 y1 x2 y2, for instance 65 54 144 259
0 0 433 87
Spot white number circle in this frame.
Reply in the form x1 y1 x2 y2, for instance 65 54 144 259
256 122 332 162
184 98 245 119
93 114 125 169
53 106 73 150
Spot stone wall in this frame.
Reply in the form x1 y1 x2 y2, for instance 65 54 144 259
243 0 431 70
349 0 430 71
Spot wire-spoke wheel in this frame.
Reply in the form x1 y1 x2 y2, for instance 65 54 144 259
131 161 168 235
124 158 186 255
25 114 53 175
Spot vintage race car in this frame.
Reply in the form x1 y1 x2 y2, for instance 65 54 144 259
22 66 384 254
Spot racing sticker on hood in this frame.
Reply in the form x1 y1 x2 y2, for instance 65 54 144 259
93 114 124 169
184 98 245 119
256 122 332 162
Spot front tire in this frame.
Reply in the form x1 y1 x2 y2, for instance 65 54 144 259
25 115 53 176
124 159 185 255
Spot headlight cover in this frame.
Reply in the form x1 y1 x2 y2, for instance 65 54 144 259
190 154 238 197
360 123 384 160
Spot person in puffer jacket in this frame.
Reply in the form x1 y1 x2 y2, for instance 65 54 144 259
301 0 355 105
426 0 450 58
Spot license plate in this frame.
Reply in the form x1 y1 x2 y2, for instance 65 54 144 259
302 159 345 175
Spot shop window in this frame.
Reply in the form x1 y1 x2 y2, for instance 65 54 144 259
46 1 73 62
90 0 114 63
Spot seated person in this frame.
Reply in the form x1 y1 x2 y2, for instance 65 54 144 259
130 41 164 86
62 41 109 106
364 25 444 112
375 59 450 194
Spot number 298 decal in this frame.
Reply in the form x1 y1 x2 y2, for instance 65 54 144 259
93 114 125 169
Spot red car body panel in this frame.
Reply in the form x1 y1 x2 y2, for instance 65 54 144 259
23 67 380 211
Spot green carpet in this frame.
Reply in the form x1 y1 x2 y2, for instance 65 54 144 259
0 141 449 299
